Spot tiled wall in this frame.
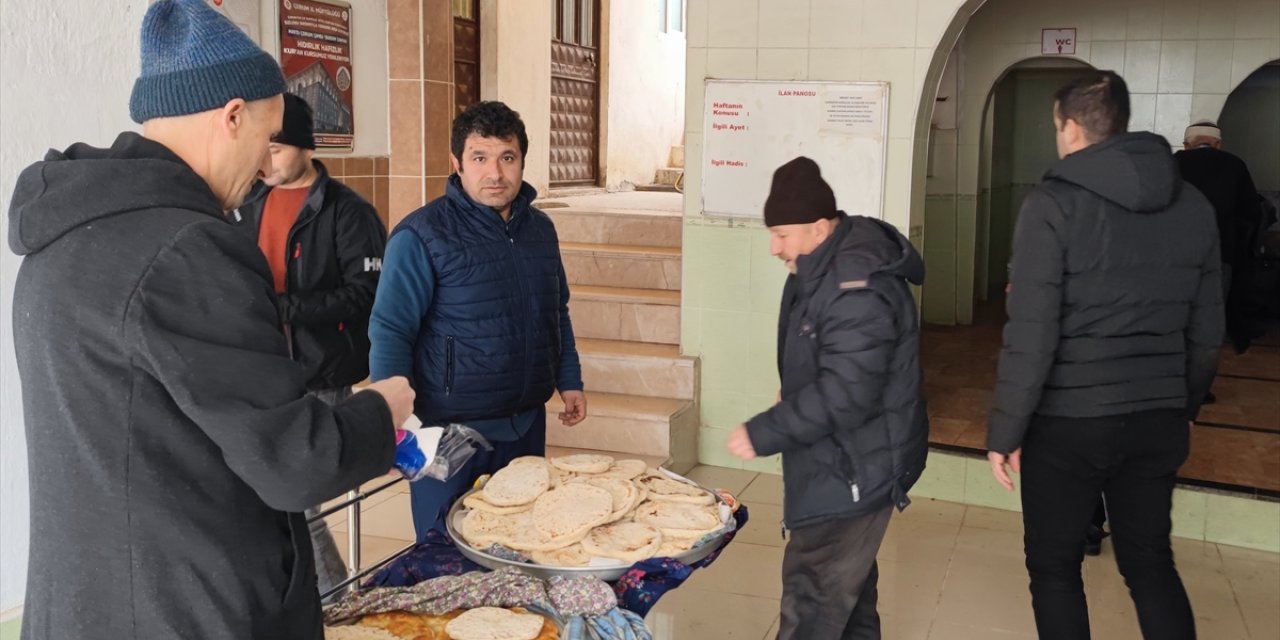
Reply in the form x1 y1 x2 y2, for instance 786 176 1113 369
323 156 391 229
923 0 1280 325
387 0 457 229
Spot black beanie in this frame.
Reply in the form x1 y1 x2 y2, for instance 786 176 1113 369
274 93 317 150
763 156 838 227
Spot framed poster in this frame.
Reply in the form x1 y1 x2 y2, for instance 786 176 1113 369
279 0 354 150
207 0 261 44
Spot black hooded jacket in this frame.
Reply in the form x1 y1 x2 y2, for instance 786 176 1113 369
987 132 1223 453
8 132 395 640
746 214 929 530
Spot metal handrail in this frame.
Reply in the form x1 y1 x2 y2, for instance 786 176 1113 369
307 475 412 598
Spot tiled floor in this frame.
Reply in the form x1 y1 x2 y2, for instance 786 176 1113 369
328 466 1280 639
922 305 1280 493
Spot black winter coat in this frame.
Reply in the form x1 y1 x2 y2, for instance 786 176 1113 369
234 161 386 390
745 214 928 530
987 133 1223 453
8 133 395 640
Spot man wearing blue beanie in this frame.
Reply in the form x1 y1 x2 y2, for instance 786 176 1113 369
7 1 414 638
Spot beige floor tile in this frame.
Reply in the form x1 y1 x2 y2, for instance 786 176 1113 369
682 542 785 600
740 473 783 506
927 621 1036 639
960 505 1023 533
877 559 949 621
1236 591 1280 640
1170 536 1224 573
879 612 934 640
1218 542 1280 565
764 615 780 639
321 486 402 528
879 520 961 568
733 502 786 548
934 555 1037 635
684 465 759 497
897 498 967 525
953 524 1025 560
330 493 415 541
330 531 415 572
1087 608 1143 640
644 587 780 640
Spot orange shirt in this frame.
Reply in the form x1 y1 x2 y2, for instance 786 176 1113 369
257 187 309 293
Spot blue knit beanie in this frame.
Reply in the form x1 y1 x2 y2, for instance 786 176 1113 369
129 0 286 123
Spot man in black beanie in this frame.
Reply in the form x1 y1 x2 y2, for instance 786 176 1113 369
233 92 388 597
726 156 929 640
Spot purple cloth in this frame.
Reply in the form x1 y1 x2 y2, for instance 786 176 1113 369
364 506 751 617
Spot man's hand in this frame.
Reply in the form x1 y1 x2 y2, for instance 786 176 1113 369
727 425 757 460
363 376 415 428
988 448 1022 492
559 390 587 426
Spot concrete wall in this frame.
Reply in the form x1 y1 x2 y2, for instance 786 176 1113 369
480 0 553 194
921 0 1280 325
601 0 687 189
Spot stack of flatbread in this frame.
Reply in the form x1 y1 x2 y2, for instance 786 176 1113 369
327 608 559 640
456 455 724 567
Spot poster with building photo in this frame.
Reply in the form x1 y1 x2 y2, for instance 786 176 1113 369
278 0 354 150
207 0 261 44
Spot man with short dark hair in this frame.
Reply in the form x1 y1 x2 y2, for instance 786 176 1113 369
234 92 388 597
369 101 586 539
986 71 1221 640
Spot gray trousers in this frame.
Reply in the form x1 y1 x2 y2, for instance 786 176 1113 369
777 506 893 640
306 386 353 599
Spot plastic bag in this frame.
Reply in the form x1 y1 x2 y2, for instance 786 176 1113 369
394 416 493 482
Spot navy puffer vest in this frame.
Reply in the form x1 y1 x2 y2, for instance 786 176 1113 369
395 177 563 423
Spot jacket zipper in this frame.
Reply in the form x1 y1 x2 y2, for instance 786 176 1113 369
445 336 455 396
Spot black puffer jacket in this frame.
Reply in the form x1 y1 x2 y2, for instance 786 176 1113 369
745 214 928 530
987 132 1223 454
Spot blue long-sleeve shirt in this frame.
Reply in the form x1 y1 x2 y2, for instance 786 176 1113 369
369 230 583 440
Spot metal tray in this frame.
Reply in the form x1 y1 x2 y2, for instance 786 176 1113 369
446 488 731 582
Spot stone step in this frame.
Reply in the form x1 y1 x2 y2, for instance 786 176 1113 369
577 337 697 400
569 285 680 345
655 167 684 186
544 209 682 248
560 241 682 291
634 183 679 193
669 145 685 169
545 391 698 474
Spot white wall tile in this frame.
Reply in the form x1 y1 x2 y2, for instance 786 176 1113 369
1194 40 1235 94
1090 40 1127 73
687 0 711 48
1123 40 1163 93
686 48 709 133
1158 41 1197 93
1129 93 1158 132
883 138 914 229
707 0 760 48
860 48 918 139
1091 0 1128 41
1161 0 1201 40
807 48 862 82
1191 93 1228 124
1198 0 1236 40
1125 0 1164 40
682 137 704 216
809 0 865 49
917 0 959 49
863 0 918 48
1155 93 1194 145
1231 39 1280 90
1235 0 1280 40
758 0 810 48
707 48 758 79
757 49 810 80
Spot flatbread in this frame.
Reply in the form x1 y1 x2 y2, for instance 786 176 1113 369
353 611 440 640
460 509 528 548
655 538 693 557
531 484 614 539
581 521 663 564
549 454 614 474
590 459 647 480
565 476 642 522
637 473 715 505
464 491 533 516
324 626 402 640
482 458 551 507
445 607 545 640
632 500 721 534
529 543 592 567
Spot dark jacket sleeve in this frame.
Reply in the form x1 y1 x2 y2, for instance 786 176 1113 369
1184 237 1224 419
556 260 584 392
128 220 396 512
278 195 386 325
987 189 1066 454
744 286 897 458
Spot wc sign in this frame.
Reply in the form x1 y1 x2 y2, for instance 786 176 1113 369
1042 28 1077 55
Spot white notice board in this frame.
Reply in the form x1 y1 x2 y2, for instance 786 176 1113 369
702 80 889 219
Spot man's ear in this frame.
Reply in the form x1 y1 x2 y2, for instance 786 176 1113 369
218 98 250 136
450 154 462 173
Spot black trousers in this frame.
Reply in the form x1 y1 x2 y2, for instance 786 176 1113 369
1021 409 1195 640
777 506 892 640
